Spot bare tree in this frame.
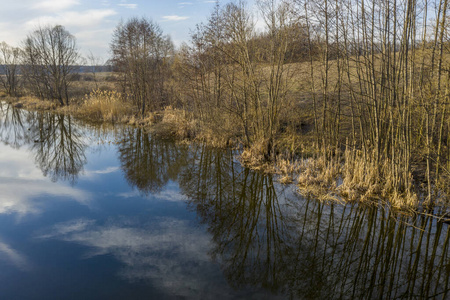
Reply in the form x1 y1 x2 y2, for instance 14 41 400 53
110 17 174 115
177 0 300 156
0 41 21 96
86 50 104 89
21 25 80 105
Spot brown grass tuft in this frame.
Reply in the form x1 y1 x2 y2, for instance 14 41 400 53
338 147 419 210
151 106 197 140
274 158 301 184
296 152 342 202
6 96 58 110
239 140 273 172
79 89 132 122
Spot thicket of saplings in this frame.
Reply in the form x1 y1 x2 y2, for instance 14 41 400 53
1 0 449 215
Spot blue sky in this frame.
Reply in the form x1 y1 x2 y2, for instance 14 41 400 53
0 0 255 61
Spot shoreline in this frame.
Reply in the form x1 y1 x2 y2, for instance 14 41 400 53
3 95 450 220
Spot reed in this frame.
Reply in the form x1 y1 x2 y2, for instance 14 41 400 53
296 150 342 202
80 89 132 122
150 106 197 140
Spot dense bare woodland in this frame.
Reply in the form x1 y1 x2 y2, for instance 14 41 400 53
1 0 449 213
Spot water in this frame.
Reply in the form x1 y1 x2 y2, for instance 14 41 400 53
0 102 449 299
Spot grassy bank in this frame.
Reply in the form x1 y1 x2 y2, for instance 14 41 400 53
2 89 213 143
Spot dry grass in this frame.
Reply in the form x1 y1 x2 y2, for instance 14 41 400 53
274 158 302 184
78 89 132 123
296 152 342 203
195 126 232 148
239 139 273 172
150 106 197 140
5 96 58 110
339 148 419 211
338 148 380 203
240 145 306 184
436 175 450 207
251 144 422 210
195 111 240 148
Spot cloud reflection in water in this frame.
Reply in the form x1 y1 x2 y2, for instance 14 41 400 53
0 143 91 216
0 239 30 271
37 217 243 299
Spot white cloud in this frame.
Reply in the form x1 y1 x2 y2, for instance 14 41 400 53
178 2 194 9
74 28 115 57
0 22 24 48
0 0 208 69
32 0 80 12
162 15 190 21
25 9 117 30
118 3 137 9
178 2 193 7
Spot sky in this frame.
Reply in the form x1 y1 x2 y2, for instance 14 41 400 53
0 0 252 62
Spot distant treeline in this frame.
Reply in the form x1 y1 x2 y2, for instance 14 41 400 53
0 65 112 75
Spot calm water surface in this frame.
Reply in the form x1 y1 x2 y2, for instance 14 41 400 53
0 102 449 299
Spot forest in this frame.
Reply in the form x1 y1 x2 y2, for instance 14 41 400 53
0 0 449 213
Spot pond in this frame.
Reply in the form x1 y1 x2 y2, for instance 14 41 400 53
0 102 449 299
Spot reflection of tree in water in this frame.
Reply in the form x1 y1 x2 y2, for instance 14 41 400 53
294 203 450 299
179 145 291 293
30 112 87 184
0 102 30 148
180 144 450 299
118 128 188 194
0 103 87 184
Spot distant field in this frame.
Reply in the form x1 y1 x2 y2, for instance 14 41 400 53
0 65 112 75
